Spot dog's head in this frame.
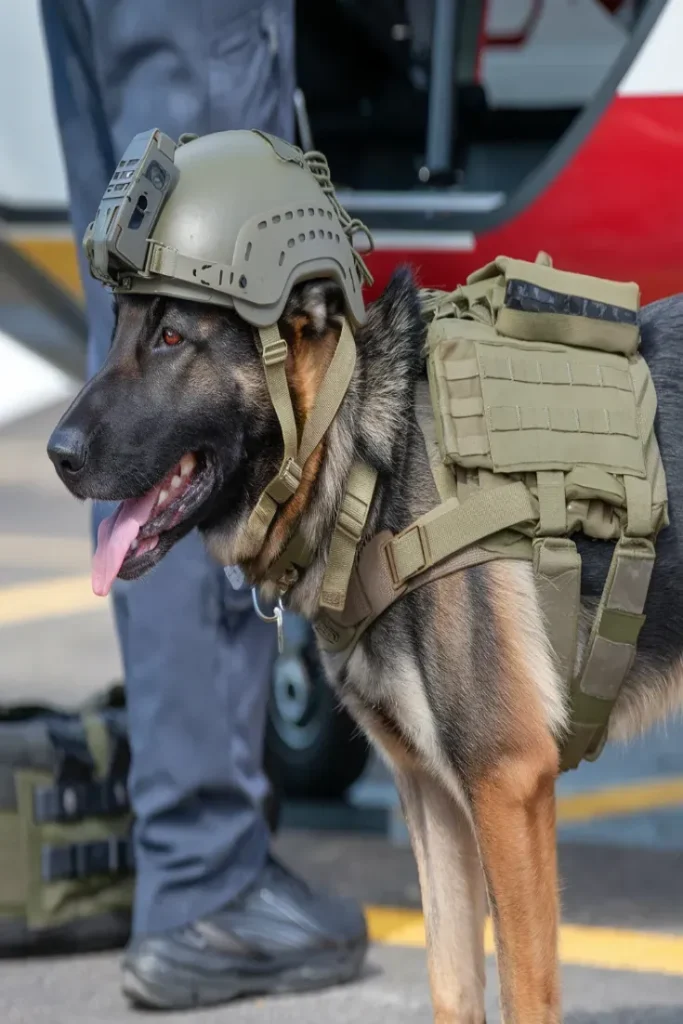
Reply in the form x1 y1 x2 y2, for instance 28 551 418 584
47 279 346 595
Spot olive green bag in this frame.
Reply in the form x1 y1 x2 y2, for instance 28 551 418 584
422 253 668 769
0 686 133 954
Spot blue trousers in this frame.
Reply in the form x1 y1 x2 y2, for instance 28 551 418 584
41 0 295 935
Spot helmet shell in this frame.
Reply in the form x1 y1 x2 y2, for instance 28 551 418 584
105 130 369 328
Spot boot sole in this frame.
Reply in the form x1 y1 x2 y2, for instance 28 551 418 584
121 941 367 1010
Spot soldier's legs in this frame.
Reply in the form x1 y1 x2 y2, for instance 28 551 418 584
41 0 293 935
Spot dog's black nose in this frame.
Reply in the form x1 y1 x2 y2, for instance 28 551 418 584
47 426 88 479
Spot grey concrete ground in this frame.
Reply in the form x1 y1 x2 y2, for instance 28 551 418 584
1 400 683 1023
3 946 683 1024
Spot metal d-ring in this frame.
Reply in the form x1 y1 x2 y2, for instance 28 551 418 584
251 588 285 653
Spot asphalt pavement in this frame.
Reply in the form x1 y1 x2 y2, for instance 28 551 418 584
1 399 683 1023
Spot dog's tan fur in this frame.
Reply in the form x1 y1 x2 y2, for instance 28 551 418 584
51 272 683 1023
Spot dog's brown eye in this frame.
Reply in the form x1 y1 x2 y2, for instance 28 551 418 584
162 327 183 346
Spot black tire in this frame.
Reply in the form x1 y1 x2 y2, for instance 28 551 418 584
264 638 370 800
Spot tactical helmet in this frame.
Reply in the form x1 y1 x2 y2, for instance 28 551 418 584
84 128 373 328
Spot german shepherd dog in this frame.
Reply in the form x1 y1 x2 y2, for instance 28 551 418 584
48 269 683 1023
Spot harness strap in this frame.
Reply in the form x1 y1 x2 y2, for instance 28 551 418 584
315 532 504 669
533 536 581 688
385 481 536 585
266 530 313 590
536 471 567 535
315 480 537 665
246 318 357 550
247 325 302 548
533 470 581 691
560 534 654 770
298 319 357 467
264 459 377 597
320 461 378 611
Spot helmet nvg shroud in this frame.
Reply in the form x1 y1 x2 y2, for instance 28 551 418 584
83 128 377 574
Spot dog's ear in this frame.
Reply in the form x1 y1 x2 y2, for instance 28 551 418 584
282 279 345 338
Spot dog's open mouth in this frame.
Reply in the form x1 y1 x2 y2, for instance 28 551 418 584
91 451 215 596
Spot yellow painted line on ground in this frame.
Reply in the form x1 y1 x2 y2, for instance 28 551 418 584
0 573 102 627
557 777 683 823
366 907 683 977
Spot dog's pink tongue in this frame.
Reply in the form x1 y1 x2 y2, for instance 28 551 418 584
91 489 160 597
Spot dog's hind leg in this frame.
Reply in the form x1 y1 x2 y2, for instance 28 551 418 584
396 766 487 1024
470 736 561 1024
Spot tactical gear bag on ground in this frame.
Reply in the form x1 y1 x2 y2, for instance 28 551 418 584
315 252 668 772
0 687 133 955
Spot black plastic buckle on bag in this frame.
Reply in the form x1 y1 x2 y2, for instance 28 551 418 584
33 776 130 824
41 837 134 882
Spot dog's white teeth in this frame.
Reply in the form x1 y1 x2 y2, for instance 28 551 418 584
157 489 169 507
171 475 182 491
180 453 196 478
130 538 139 551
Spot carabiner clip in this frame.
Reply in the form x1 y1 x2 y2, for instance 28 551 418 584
251 588 285 654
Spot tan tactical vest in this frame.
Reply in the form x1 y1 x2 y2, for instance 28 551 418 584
313 253 668 771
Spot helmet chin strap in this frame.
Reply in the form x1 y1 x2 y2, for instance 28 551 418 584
244 316 358 553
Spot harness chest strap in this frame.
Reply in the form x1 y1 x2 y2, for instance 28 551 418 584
315 533 502 669
265 458 378 596
319 461 378 611
314 481 537 666
387 480 536 582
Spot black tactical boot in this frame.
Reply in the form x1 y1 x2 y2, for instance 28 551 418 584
121 856 368 1009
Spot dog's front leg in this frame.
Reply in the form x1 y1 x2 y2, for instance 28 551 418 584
471 737 561 1024
396 766 487 1024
